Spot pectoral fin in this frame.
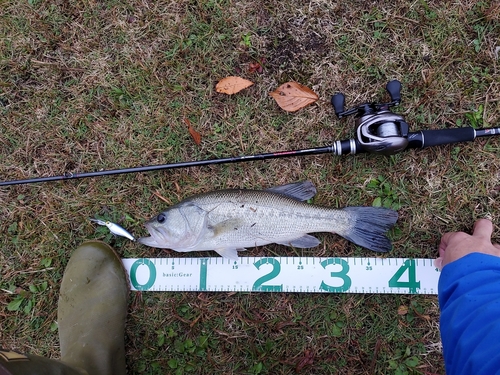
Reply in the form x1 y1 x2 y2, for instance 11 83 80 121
276 234 321 248
214 247 246 260
209 218 245 236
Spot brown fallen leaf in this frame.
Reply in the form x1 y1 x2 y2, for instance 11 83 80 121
248 60 265 73
216 76 254 95
249 57 266 73
295 349 315 372
183 118 201 145
269 82 319 112
397 305 409 315
248 62 260 73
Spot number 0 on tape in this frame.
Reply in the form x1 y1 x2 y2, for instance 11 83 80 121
122 257 441 295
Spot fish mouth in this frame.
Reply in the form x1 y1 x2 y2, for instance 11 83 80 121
137 222 168 248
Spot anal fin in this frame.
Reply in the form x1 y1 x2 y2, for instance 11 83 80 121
276 234 321 248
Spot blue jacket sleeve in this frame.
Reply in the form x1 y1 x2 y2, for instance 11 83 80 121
438 253 500 375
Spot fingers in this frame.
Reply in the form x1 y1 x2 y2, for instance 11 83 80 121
436 219 500 269
472 219 494 240
434 257 443 270
439 232 453 253
440 220 494 251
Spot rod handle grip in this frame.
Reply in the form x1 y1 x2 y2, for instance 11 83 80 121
407 127 476 149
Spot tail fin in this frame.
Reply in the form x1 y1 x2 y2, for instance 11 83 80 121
338 207 398 252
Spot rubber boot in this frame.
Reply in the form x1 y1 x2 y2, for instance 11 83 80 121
0 350 86 375
0 241 128 375
57 241 129 375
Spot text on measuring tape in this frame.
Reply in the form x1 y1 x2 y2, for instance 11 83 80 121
122 257 441 294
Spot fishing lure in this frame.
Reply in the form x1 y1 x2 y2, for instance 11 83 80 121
89 218 136 241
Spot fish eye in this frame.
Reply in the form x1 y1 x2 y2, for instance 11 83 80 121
157 214 166 223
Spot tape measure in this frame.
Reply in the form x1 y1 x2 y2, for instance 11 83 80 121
122 257 441 295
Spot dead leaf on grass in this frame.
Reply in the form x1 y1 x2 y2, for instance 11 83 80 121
295 349 315 372
183 118 201 145
269 82 319 112
397 305 408 315
248 62 261 73
216 76 254 95
248 59 265 73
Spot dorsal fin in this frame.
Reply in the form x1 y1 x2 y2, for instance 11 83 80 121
265 181 317 201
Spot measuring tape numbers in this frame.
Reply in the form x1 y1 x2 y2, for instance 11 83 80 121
122 257 441 295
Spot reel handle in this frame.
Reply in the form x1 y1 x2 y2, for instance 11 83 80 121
331 93 346 118
331 80 402 119
385 80 401 105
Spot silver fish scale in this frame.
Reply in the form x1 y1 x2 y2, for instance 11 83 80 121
139 184 398 255
184 189 352 248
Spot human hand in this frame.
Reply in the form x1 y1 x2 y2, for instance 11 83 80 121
435 219 500 270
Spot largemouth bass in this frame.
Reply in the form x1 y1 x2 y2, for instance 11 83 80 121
138 181 398 259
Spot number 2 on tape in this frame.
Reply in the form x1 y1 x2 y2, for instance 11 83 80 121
252 258 282 292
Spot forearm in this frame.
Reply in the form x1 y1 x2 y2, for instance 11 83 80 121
438 253 500 375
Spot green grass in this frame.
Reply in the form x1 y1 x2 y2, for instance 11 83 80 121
1 0 499 373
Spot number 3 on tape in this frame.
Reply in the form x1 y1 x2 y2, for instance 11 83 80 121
319 258 351 293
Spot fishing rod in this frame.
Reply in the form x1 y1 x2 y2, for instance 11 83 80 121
1 80 499 187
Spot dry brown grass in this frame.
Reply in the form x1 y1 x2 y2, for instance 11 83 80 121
1 0 499 373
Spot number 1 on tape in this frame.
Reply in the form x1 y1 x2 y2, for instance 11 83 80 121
122 257 441 295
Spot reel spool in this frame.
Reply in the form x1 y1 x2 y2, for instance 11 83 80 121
331 80 410 155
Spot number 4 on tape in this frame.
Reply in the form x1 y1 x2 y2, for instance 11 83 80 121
388 259 421 294
122 257 440 295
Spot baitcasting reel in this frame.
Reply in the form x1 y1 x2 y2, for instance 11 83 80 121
3 79 497 186
331 80 409 155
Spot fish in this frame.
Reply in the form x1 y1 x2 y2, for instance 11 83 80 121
138 181 398 259
89 218 136 241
